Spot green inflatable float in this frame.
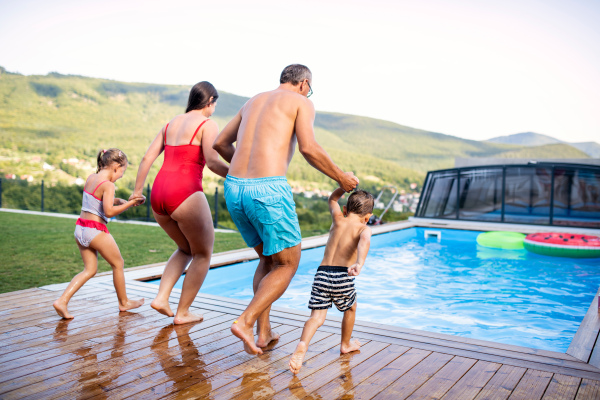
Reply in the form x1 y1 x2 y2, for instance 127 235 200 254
476 231 526 250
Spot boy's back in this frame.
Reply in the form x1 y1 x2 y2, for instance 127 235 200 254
321 188 373 269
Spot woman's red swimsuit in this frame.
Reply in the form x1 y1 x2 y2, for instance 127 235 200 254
151 120 208 216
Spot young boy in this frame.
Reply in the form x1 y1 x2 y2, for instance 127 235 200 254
289 188 374 374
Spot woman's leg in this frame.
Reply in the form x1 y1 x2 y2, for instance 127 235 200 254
170 192 215 324
153 211 193 317
53 240 98 319
91 233 144 312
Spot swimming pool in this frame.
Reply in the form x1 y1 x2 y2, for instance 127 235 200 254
147 227 600 352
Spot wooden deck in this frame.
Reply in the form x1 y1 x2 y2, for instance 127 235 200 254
2 276 600 400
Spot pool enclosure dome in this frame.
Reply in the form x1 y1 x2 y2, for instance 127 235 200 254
414 162 600 228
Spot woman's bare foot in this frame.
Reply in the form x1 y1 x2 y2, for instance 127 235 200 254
256 329 280 348
119 298 145 312
340 339 361 354
173 311 204 325
289 341 308 374
231 319 263 355
53 299 74 319
151 298 174 317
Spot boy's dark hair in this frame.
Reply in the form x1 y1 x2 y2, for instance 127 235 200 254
346 190 375 216
280 64 312 85
96 148 128 173
186 81 218 113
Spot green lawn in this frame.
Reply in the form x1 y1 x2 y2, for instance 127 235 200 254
0 212 248 293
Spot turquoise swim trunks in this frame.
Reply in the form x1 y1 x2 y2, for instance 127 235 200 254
224 175 302 256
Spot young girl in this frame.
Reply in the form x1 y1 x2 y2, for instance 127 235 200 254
53 148 145 319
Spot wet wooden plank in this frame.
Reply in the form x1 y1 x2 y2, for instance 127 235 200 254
369 352 454 400
141 330 338 399
405 356 478 400
567 288 600 363
83 325 297 400
0 288 40 298
541 374 581 400
342 330 600 380
575 378 600 399
508 369 553 400
310 344 411 400
0 287 107 312
0 315 236 399
341 348 431 400
272 340 390 399
191 331 340 399
440 361 501 400
0 306 172 370
474 364 527 400
0 287 117 319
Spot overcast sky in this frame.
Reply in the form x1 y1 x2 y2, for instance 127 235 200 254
1 0 598 143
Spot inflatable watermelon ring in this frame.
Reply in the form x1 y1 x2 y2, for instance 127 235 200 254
524 233 600 258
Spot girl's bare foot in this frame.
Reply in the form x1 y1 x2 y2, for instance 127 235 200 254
289 341 308 374
340 339 361 354
119 298 145 312
173 311 204 325
256 329 280 348
53 299 74 319
151 298 174 317
231 319 263 355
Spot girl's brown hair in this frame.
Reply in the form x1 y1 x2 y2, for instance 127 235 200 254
96 148 128 173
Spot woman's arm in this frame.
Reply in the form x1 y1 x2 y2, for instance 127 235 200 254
131 128 165 200
102 183 142 218
202 120 229 178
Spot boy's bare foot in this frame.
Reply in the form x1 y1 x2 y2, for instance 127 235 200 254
151 298 174 317
53 299 74 319
289 341 308 374
340 339 361 354
231 319 263 355
119 298 145 312
173 312 203 325
256 329 280 348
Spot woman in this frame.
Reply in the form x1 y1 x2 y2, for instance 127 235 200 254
131 81 228 324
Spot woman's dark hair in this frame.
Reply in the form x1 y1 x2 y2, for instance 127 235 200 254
346 190 375 216
96 148 128 173
186 81 218 113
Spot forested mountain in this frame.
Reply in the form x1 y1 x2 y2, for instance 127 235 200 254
0 68 591 192
487 132 599 158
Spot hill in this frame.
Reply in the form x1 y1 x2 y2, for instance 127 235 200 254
0 68 591 192
487 132 599 158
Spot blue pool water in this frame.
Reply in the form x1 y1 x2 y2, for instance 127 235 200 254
148 227 600 352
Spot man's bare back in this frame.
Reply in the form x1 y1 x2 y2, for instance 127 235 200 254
227 89 310 178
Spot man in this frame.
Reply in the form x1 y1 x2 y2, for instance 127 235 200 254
213 64 359 355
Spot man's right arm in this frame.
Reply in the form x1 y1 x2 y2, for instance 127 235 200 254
213 111 242 163
296 100 358 192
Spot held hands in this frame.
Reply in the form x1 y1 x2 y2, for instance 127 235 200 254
348 263 362 276
128 193 146 206
339 171 359 192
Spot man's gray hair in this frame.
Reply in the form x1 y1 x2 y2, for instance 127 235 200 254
280 64 312 85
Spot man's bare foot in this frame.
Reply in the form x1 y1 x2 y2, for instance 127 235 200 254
256 329 280 348
119 298 145 312
53 299 74 319
231 320 263 355
289 341 308 374
340 339 361 354
173 311 203 325
151 298 174 317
